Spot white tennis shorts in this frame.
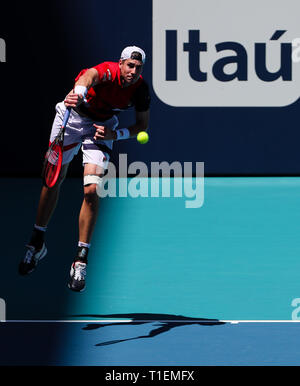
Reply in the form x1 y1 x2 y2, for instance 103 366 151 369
50 102 119 169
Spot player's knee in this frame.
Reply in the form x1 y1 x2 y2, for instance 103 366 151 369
84 183 98 195
83 186 99 206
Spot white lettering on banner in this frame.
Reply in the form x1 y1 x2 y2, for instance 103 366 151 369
153 0 300 107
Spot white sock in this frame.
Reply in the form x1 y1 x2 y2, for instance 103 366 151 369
78 241 91 248
34 224 47 232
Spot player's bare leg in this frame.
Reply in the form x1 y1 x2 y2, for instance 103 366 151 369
78 162 104 244
35 163 70 228
68 163 104 292
19 163 70 276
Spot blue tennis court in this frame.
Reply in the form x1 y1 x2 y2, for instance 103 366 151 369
1 177 300 366
2 0 300 372
1 321 300 366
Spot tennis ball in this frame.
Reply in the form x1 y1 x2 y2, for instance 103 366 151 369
137 131 149 144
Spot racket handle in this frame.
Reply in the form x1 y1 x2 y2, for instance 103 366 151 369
62 107 71 128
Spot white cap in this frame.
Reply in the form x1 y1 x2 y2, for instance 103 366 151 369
120 46 146 64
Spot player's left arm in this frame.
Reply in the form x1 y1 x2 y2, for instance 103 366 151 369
93 109 149 141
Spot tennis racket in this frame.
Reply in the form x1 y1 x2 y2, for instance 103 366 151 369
42 107 71 188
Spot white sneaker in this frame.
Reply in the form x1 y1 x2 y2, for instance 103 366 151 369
68 261 87 292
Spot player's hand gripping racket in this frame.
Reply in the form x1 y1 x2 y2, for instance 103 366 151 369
42 107 71 188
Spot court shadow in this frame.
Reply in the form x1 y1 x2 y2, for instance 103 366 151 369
73 313 225 347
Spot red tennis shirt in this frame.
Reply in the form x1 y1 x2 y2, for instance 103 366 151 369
74 61 150 121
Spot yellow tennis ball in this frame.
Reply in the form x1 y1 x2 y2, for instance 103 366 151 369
137 131 149 144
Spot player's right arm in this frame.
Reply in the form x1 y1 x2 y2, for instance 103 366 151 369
64 68 100 107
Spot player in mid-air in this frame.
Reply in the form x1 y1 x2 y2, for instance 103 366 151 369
19 46 150 292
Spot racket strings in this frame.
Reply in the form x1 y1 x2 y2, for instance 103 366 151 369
47 147 60 166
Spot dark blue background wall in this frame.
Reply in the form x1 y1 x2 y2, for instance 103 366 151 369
0 0 299 176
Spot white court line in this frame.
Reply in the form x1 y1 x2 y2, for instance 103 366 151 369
223 320 300 324
3 319 300 323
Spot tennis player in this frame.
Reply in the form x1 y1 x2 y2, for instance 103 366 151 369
19 46 150 292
